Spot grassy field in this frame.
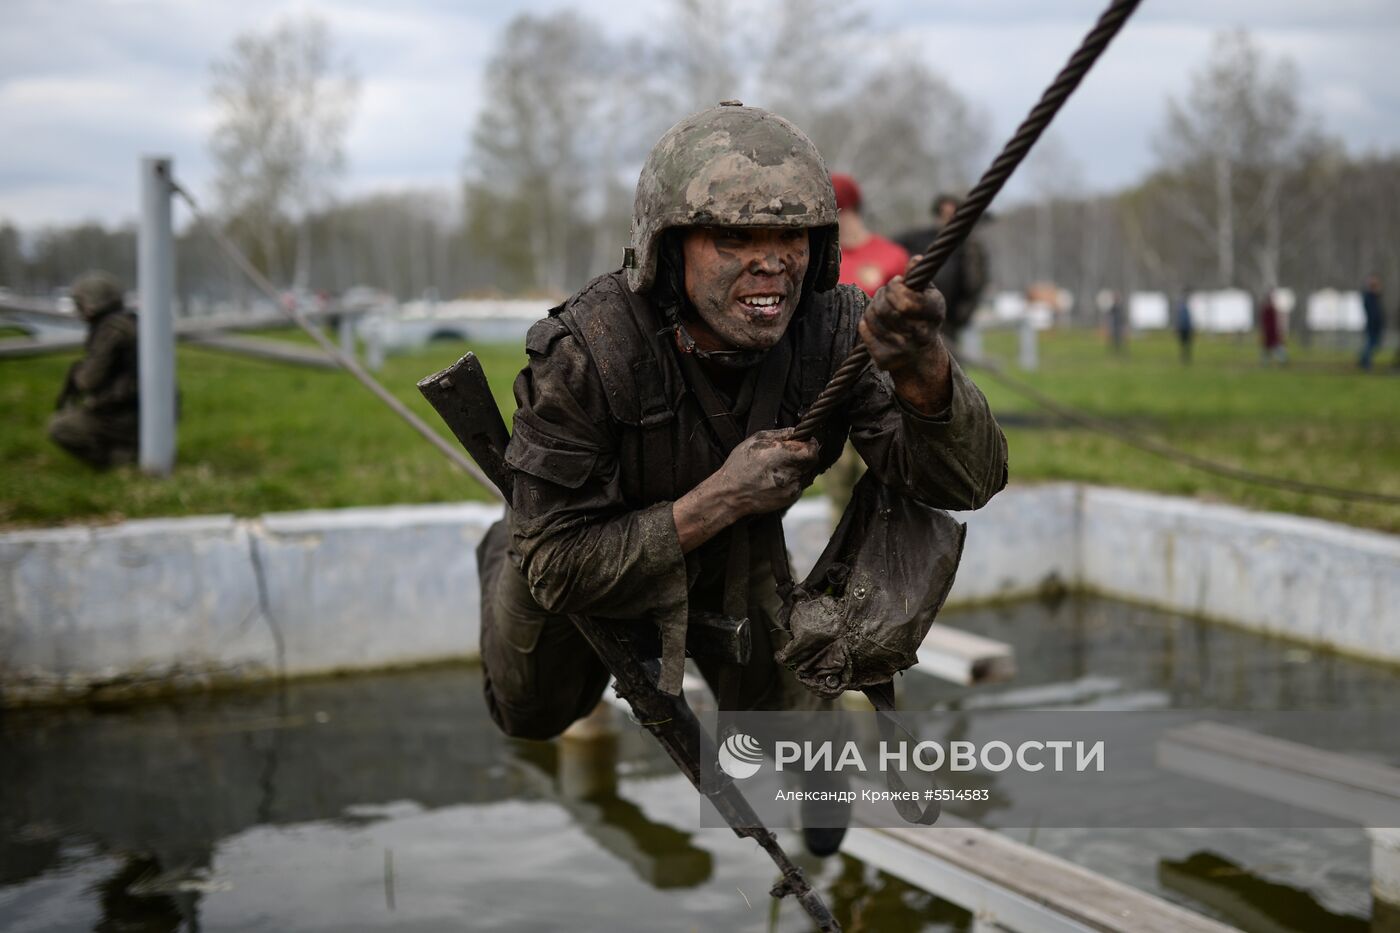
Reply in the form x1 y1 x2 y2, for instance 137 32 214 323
2 325 1397 532
976 327 1400 531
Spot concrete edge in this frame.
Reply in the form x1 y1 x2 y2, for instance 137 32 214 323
2 483 1397 706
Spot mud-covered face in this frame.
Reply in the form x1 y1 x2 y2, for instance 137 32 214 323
680 226 810 352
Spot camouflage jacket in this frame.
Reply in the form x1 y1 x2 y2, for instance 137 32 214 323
506 271 1007 649
60 308 138 412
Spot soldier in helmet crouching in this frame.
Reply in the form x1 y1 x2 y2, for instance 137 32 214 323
476 103 1008 850
49 271 139 469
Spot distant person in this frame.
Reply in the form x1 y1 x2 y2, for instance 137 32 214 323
1105 291 1127 356
1174 290 1194 364
896 193 988 346
49 271 139 468
1359 275 1384 370
830 173 907 296
1258 289 1287 365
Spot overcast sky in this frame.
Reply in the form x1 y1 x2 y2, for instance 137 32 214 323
2 0 1397 229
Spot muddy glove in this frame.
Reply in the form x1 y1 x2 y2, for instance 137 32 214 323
716 428 821 517
860 257 954 415
859 267 947 373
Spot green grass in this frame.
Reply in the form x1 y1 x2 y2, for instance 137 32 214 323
2 326 1397 532
1 333 521 527
966 328 1400 532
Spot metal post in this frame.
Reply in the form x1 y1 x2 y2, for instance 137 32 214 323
338 312 356 360
1018 317 1039 371
138 156 176 475
366 319 385 372
960 324 983 363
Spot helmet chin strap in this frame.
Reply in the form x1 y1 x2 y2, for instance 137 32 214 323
670 319 769 369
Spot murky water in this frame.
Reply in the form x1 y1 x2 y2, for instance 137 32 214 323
2 595 1396 932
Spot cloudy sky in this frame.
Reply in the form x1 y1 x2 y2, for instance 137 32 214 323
2 0 1396 229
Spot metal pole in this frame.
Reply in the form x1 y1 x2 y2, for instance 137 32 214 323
338 312 356 360
138 156 177 475
1018 317 1039 371
960 324 984 363
366 319 385 372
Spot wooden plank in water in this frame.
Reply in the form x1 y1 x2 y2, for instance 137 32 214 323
1156 722 1400 827
915 622 1017 686
846 813 1237 933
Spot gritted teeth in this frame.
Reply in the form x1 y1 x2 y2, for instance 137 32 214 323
739 295 783 308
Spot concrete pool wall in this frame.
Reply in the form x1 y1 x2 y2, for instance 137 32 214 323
2 483 1396 703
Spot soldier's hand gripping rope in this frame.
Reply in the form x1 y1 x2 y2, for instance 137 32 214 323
793 0 1143 441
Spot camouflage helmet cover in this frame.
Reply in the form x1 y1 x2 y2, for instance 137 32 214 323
627 102 840 294
71 270 125 316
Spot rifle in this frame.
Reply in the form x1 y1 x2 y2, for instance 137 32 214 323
418 353 841 933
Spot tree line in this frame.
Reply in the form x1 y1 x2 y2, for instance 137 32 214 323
2 13 1395 322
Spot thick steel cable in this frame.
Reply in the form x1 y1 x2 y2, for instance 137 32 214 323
163 169 503 499
969 357 1400 506
793 0 1142 441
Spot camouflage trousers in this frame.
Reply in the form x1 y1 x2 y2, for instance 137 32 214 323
477 518 825 741
48 405 137 469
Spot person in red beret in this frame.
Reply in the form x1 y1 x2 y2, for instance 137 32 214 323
831 173 909 296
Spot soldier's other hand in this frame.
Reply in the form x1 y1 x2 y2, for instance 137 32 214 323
860 263 947 372
719 428 820 517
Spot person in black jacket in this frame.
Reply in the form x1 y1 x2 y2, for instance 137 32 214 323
895 194 988 348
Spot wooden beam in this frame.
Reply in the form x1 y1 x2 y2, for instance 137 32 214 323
915 622 1017 686
845 811 1236 933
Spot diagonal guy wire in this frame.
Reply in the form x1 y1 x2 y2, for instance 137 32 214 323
165 170 503 500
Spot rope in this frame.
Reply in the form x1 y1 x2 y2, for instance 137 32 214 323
792 0 1143 441
163 168 503 500
968 356 1400 506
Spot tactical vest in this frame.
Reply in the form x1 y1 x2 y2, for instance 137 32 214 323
540 271 856 693
548 271 854 507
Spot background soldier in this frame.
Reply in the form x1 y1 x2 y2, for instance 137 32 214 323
831 172 908 296
895 194 989 348
477 102 1007 854
49 271 140 468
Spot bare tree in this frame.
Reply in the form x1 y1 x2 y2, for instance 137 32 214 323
1146 29 1312 291
666 0 987 233
465 12 648 294
800 56 987 233
0 223 27 292
209 15 359 290
656 0 751 112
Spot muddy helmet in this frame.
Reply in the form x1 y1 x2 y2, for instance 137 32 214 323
70 270 125 317
626 101 840 295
